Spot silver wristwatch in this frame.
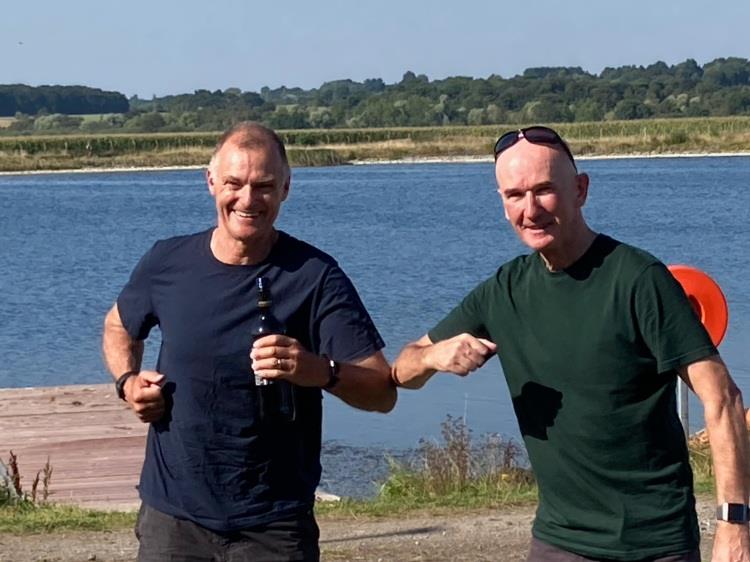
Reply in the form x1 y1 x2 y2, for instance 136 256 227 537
716 503 750 523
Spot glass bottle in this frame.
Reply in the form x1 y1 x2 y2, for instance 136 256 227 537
251 277 295 422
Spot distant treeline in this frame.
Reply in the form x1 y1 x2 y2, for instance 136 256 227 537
0 85 128 117
3 57 750 134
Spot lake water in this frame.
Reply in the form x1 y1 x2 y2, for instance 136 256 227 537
1 158 749 496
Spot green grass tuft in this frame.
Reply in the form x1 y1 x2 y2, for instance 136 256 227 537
0 504 136 533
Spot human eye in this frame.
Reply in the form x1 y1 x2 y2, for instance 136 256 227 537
536 184 555 195
254 181 276 193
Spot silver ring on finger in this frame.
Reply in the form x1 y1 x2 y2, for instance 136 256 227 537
275 358 282 369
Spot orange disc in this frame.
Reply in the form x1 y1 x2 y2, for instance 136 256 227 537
668 264 729 346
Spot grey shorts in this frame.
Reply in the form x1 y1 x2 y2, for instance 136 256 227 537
135 503 320 562
527 537 700 562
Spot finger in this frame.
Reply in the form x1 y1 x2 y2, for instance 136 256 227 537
138 407 164 423
134 404 164 422
476 338 497 353
252 356 280 372
251 344 297 362
255 369 282 382
135 386 163 402
138 372 165 386
253 356 293 377
465 337 496 356
463 345 489 366
252 334 293 349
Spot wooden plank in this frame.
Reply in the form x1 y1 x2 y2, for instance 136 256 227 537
0 384 145 510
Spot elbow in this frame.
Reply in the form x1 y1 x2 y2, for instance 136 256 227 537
372 385 397 413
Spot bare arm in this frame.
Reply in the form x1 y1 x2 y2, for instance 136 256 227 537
251 335 396 413
102 303 165 422
392 333 497 389
679 355 750 560
327 350 396 413
102 303 144 378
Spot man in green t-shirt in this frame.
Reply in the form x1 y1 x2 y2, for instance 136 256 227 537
392 126 750 562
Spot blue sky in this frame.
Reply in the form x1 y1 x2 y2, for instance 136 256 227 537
3 0 749 98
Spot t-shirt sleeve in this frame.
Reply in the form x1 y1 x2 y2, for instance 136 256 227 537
428 280 490 343
312 266 384 363
117 243 161 341
634 262 717 373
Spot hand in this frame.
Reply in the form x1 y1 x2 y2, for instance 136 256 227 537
712 521 750 562
425 333 496 376
250 334 328 387
124 370 166 423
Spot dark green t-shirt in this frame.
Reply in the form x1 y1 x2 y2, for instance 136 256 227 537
429 235 717 560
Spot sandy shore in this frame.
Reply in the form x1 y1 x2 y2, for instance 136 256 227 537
1 151 750 177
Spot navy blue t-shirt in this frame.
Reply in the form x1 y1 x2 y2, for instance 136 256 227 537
117 229 384 531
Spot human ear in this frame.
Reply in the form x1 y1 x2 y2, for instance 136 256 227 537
206 168 216 196
575 173 590 207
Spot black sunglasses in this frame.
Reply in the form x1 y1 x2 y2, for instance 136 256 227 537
493 126 577 170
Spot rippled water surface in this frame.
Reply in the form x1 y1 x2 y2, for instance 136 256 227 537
1 158 749 479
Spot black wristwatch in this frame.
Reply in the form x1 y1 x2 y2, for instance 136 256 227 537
115 370 138 401
716 503 750 523
322 356 340 390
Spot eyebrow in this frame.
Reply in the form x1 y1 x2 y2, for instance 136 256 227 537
222 174 277 185
500 181 556 196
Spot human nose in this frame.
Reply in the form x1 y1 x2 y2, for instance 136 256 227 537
524 192 541 217
238 184 258 205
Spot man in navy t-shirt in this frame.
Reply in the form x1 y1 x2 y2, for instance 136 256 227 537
102 122 396 561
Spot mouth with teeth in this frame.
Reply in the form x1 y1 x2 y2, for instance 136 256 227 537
234 209 260 219
523 222 552 231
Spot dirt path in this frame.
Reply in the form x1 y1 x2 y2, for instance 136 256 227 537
0 498 718 561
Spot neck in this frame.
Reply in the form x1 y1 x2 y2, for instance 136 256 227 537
210 229 278 265
539 227 597 272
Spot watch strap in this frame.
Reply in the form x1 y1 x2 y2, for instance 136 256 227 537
716 503 749 523
322 356 340 390
115 370 139 401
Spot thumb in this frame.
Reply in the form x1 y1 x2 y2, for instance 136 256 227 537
478 338 497 353
139 371 166 386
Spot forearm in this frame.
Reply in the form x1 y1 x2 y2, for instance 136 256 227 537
328 352 397 413
705 385 750 504
102 304 144 379
686 356 750 504
391 342 437 389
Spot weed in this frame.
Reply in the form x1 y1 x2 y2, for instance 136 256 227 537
378 415 535 507
0 451 53 507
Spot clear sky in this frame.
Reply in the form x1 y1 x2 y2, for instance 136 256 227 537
3 0 749 99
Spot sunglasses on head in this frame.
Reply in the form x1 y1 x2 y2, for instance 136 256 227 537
493 126 577 170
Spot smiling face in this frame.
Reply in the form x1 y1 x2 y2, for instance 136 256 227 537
495 140 591 269
206 134 290 264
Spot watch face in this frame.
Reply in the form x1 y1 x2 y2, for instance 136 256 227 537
717 503 749 522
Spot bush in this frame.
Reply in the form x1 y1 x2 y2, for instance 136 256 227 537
379 415 535 506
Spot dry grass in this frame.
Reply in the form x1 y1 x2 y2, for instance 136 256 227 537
2 117 750 172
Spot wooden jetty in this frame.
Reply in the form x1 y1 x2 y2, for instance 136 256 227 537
0 384 145 511
0 384 341 511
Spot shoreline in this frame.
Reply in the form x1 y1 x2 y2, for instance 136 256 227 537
2 151 750 177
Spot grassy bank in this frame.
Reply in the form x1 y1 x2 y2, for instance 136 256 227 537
1 117 750 172
1 416 717 533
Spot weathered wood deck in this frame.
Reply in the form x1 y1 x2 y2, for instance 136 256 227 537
0 384 145 511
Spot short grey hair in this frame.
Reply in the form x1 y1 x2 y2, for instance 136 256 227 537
209 121 290 177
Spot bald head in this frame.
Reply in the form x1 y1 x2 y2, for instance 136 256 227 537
495 139 579 192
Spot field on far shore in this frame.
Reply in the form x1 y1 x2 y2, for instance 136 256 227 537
1 117 750 172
